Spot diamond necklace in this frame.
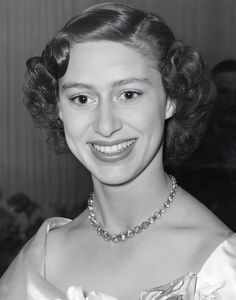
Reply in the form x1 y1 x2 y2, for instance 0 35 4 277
88 175 177 243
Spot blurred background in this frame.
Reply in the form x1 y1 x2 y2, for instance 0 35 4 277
0 0 236 274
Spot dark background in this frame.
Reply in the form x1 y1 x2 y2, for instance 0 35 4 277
0 0 236 273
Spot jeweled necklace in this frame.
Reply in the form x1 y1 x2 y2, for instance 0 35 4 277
88 175 177 243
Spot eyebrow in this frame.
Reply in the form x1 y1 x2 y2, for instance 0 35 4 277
112 77 152 88
62 77 152 90
62 82 94 90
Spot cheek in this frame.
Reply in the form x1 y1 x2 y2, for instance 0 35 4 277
141 105 166 151
141 102 165 129
60 106 89 138
62 119 87 161
62 117 88 150
62 117 79 137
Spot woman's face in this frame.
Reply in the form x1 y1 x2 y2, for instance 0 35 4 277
58 41 174 185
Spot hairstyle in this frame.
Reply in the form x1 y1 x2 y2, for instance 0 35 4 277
24 2 214 164
212 59 236 78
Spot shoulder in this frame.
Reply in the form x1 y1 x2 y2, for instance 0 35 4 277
28 216 72 258
45 212 86 250
197 233 236 298
17 217 71 271
174 186 231 235
0 217 71 299
6 216 71 270
44 211 88 278
167 187 233 268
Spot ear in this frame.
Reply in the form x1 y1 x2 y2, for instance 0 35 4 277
57 101 63 121
165 98 176 120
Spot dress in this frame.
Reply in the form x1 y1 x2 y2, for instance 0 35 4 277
0 217 236 300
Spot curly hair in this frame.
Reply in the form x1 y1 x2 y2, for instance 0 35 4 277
24 3 214 164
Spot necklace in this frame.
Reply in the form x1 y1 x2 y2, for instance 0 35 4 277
88 175 177 243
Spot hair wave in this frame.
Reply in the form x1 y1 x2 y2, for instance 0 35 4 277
24 3 214 164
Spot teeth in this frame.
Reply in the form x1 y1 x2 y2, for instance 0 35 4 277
100 146 105 152
111 145 117 153
122 142 127 149
92 139 136 154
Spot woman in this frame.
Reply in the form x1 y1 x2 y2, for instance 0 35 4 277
0 3 235 300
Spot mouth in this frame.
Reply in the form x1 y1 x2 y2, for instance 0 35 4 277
92 139 136 154
88 138 137 162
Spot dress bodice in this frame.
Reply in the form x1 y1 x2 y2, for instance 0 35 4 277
0 217 236 300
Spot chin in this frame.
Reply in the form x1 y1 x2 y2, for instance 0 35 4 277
92 169 136 186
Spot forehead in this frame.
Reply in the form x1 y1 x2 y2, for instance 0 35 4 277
61 41 160 83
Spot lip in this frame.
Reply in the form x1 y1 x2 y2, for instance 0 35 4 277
88 138 137 163
88 138 136 147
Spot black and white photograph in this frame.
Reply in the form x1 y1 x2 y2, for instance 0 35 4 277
0 1 236 299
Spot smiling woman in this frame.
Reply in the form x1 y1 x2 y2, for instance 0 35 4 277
1 3 236 300
57 41 172 184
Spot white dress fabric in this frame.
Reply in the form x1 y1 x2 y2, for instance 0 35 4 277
0 217 236 300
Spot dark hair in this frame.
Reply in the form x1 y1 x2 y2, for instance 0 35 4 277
24 2 214 164
211 59 236 78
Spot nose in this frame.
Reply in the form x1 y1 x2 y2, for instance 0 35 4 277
93 100 122 137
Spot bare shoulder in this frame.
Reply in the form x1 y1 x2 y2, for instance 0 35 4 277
176 187 232 235
171 186 233 270
45 211 88 278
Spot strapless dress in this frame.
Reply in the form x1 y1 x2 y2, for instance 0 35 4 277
0 217 236 300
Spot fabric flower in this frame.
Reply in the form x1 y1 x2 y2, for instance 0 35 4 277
66 286 119 300
139 273 225 300
67 286 86 300
195 282 225 300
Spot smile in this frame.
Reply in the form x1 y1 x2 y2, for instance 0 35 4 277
92 139 136 154
89 139 137 163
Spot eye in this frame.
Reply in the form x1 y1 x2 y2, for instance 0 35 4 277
118 90 142 101
69 94 96 105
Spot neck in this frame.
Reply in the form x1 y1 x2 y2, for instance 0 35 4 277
90 156 172 234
